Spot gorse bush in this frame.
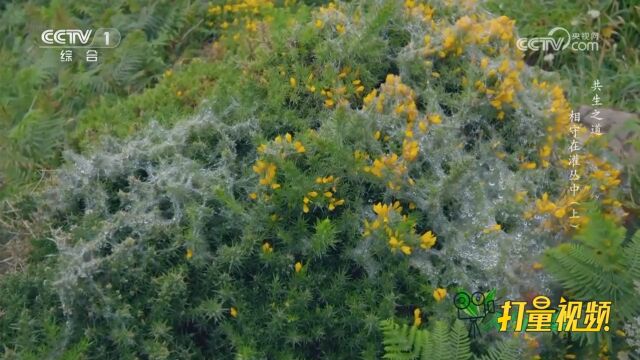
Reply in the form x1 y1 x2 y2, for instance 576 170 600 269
0 0 635 359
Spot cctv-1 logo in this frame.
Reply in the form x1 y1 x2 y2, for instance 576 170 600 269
40 28 121 48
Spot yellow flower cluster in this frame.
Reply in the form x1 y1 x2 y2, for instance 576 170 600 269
361 75 438 190
363 153 410 190
315 1 350 37
253 160 280 189
292 65 367 110
416 12 524 120
528 190 590 230
386 228 413 255
364 74 417 120
421 13 517 59
413 307 422 327
483 59 524 117
527 154 624 232
363 202 437 255
365 153 405 178
207 0 276 34
403 0 434 23
420 230 437 249
522 79 625 231
302 175 345 213
258 132 306 156
262 242 273 253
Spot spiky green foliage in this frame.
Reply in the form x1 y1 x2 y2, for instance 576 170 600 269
380 319 472 360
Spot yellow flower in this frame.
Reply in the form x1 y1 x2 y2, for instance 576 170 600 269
336 24 345 34
498 59 510 74
433 288 447 302
315 19 324 29
483 224 502 233
480 57 489 69
308 191 318 198
402 139 419 162
540 145 552 157
521 162 537 170
532 262 543 270
373 202 402 223
363 89 377 106
443 32 456 50
553 207 566 218
428 113 442 124
262 242 273 253
420 231 437 249
413 308 422 327
536 192 556 213
230 307 238 318
388 236 400 248
324 98 335 108
418 121 428 133
294 141 306 153
295 261 303 273
253 160 277 186
455 16 473 31
290 77 297 87
400 245 412 255
186 248 193 259
248 192 258 200
375 99 384 113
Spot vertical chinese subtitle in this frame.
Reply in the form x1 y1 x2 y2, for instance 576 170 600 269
566 79 605 229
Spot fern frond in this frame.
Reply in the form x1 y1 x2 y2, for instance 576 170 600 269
382 319 471 360
381 319 425 360
448 321 472 360
476 338 521 360
625 230 640 282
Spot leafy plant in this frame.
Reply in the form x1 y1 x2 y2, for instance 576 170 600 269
380 319 472 360
543 206 640 351
380 318 524 360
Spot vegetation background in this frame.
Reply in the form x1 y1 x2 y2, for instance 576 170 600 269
0 0 638 359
